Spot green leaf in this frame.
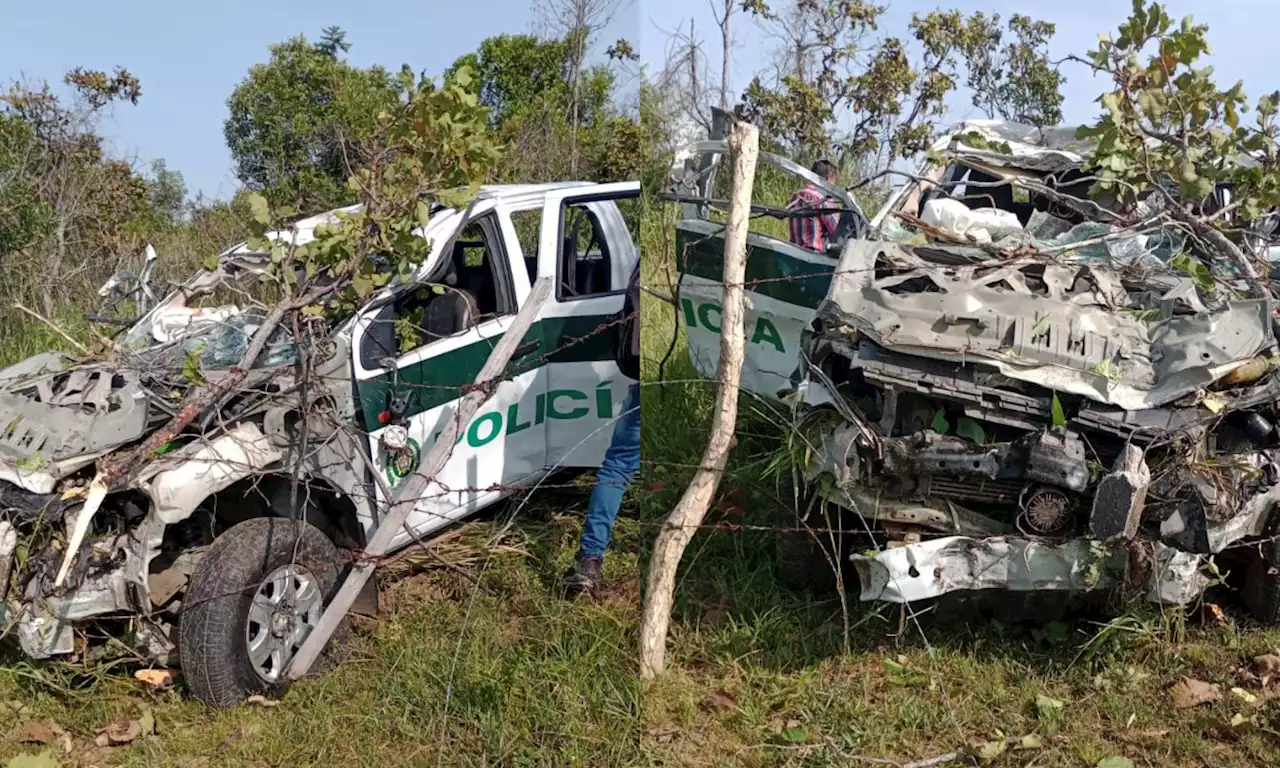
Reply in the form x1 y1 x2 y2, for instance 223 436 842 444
151 442 173 456
1051 394 1067 427
247 192 271 227
781 726 807 743
1171 253 1215 292
415 200 432 230
352 273 375 299
7 751 59 768
1017 733 1044 750
1096 759 1134 768
202 253 220 272
955 417 986 445
931 410 949 434
397 64 416 92
182 350 206 387
1036 694 1065 718
301 304 325 317
976 738 1007 762
15 451 47 471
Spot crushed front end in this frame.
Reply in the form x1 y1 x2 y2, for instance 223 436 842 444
0 251 349 664
797 239 1280 607
788 122 1280 610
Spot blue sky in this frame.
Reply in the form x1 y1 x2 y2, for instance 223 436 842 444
1 0 1273 199
637 0 1279 136
0 0 638 199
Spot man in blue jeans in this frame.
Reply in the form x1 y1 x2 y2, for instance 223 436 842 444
564 260 641 595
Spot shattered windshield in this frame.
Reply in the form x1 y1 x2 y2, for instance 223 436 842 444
872 123 1280 283
882 158 1188 272
120 259 308 370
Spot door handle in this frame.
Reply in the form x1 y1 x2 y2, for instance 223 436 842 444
514 340 542 358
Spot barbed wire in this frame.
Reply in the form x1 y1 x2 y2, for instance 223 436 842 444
4 212 1277 739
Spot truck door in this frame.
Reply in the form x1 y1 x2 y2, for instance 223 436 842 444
349 208 547 549
536 181 640 468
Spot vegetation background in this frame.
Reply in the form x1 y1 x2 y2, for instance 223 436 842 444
1 1 1280 765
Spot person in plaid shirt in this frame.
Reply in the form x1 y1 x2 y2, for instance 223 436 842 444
787 159 841 252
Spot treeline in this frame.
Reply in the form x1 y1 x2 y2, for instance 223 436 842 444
4 0 1278 361
0 14 651 359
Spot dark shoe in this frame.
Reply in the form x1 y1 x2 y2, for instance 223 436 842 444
563 556 602 596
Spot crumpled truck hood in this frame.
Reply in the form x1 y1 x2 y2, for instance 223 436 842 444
817 240 1275 410
0 352 152 472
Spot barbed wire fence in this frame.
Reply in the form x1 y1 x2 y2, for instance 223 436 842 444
3 130 1280 766
2 212 1269 629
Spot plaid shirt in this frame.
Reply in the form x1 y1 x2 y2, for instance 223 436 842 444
787 184 840 252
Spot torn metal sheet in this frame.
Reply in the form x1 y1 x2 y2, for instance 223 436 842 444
0 364 152 465
140 422 283 524
820 240 1274 410
851 536 1208 605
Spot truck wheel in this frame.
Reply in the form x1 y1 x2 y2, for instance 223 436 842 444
180 517 351 708
1243 512 1280 625
772 478 852 593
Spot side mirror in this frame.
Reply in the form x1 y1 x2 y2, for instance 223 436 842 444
97 272 125 299
99 245 160 309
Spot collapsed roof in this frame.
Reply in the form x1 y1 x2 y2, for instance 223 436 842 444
820 119 1279 412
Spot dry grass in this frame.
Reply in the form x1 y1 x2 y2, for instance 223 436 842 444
632 199 1280 767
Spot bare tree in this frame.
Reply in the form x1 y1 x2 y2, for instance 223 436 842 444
709 0 734 110
758 0 825 84
534 0 629 174
652 18 713 134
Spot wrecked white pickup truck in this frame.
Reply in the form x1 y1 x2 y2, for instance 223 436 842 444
668 119 1280 620
0 180 639 707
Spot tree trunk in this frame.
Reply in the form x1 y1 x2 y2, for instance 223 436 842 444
45 218 66 317
720 0 731 110
638 120 758 680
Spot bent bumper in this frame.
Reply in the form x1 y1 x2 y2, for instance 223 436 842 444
851 535 1209 605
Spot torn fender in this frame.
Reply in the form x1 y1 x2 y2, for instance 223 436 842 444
140 422 283 524
851 536 1208 605
53 423 283 587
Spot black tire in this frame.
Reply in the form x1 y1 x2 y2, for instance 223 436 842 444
179 517 351 708
771 477 857 594
1243 512 1280 625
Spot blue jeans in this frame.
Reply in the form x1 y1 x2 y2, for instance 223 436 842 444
578 382 640 559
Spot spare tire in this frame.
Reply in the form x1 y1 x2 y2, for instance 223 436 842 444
179 517 351 708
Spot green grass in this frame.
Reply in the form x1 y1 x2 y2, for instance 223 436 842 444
7 197 1280 768
0 507 644 768
634 199 1280 767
